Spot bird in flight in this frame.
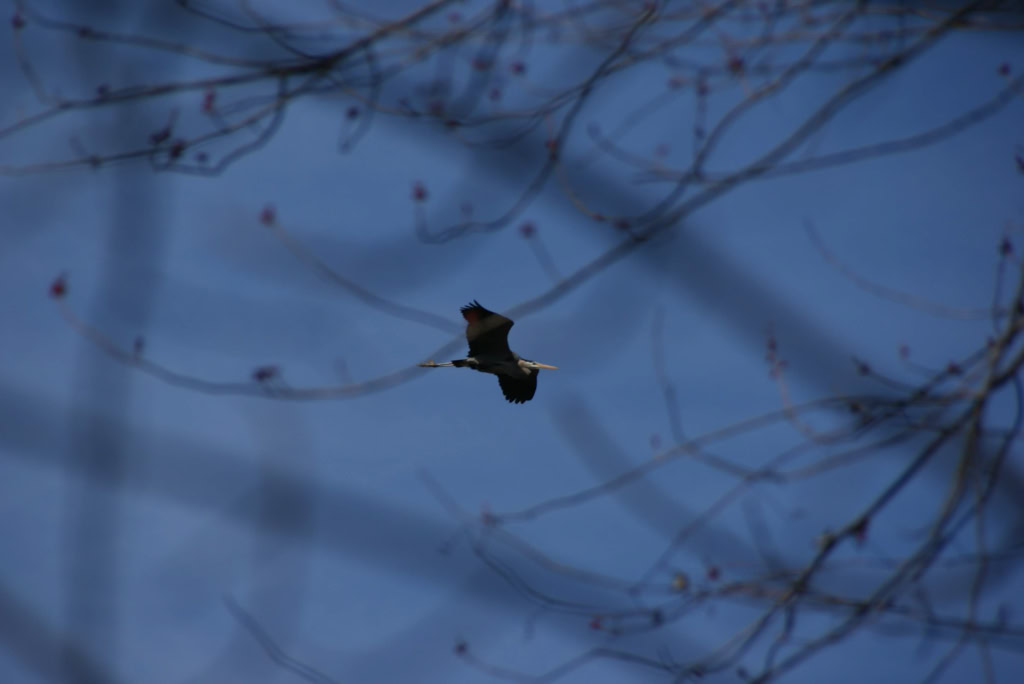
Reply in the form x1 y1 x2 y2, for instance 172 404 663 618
419 301 557 403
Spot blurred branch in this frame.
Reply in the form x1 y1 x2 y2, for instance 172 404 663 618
261 211 460 333
805 221 1007 320
224 597 340 684
53 284 465 399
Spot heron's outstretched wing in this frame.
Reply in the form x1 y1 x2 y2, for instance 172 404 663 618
460 301 513 357
498 373 538 404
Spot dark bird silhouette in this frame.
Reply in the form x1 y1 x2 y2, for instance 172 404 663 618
419 301 557 403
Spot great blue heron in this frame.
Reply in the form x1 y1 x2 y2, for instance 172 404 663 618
418 301 557 403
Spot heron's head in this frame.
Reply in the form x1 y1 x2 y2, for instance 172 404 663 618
520 359 558 371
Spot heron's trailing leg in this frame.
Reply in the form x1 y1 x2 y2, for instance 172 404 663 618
417 358 477 368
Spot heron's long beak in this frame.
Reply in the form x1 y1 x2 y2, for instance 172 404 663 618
533 362 558 369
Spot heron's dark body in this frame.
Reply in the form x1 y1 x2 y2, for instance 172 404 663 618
452 355 523 374
451 353 540 403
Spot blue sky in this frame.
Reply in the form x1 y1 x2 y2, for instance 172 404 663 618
2 2 1024 682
